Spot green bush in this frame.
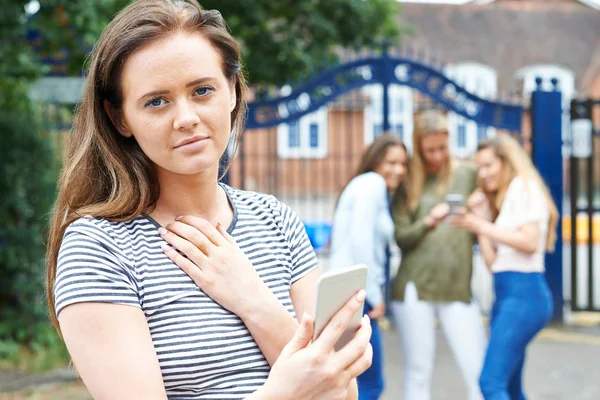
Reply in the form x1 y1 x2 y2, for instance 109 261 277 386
0 110 68 370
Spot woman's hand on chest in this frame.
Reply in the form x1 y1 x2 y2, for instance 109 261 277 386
158 216 272 318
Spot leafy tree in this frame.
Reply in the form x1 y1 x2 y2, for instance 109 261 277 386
22 0 401 87
0 0 401 366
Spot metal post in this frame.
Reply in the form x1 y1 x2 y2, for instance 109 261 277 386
569 98 579 310
569 98 594 311
531 77 564 321
382 44 391 133
585 100 594 310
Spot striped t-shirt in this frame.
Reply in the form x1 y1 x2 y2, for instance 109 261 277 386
54 184 318 399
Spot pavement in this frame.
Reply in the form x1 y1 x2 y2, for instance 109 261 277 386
2 317 600 400
379 323 600 400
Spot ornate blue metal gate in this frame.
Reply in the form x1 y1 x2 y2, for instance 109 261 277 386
232 49 568 320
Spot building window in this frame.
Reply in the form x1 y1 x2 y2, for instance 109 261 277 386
457 124 467 148
277 106 328 159
396 97 404 114
477 125 487 142
373 124 383 139
363 84 414 152
309 123 319 148
445 62 498 158
288 120 300 148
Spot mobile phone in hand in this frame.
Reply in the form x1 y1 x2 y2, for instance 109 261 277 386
445 193 465 216
313 264 367 351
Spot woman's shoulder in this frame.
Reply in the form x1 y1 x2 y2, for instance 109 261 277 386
66 214 151 235
505 175 546 201
340 173 387 205
348 172 386 191
63 215 153 254
221 184 300 227
222 185 309 246
507 175 540 192
221 183 283 213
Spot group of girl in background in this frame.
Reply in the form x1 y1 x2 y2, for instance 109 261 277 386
330 109 557 400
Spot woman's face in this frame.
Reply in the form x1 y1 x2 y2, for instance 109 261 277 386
419 132 449 174
112 32 236 178
475 148 504 193
374 145 408 191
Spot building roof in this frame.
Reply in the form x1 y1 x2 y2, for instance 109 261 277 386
397 0 600 93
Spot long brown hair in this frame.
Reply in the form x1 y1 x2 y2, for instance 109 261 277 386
353 133 406 178
477 134 559 252
336 133 407 214
45 0 248 330
407 110 452 210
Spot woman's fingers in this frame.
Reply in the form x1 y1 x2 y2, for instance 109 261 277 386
333 315 372 370
163 221 214 254
159 226 209 266
175 216 226 247
313 290 366 354
216 222 237 246
344 342 373 378
161 243 205 282
280 313 315 359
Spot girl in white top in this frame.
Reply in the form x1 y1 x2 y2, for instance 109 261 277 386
451 134 558 400
330 133 408 400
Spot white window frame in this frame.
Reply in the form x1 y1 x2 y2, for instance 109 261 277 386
445 62 498 158
277 106 328 159
363 84 414 153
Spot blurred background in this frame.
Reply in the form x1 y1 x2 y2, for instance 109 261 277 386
1 0 599 399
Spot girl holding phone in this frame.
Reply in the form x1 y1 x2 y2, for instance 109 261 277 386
390 110 487 400
329 133 408 400
46 1 373 398
451 134 556 399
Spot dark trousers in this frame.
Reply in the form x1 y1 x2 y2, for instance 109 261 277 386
357 302 384 400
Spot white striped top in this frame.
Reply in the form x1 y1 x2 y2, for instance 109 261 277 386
54 184 318 399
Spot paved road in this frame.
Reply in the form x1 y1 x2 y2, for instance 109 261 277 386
379 326 600 400
2 324 599 400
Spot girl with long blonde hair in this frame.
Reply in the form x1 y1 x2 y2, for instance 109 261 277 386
452 133 557 399
390 110 487 400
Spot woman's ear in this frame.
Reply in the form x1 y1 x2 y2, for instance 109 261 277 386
104 100 133 138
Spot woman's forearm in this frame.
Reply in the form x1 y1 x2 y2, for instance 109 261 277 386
478 220 538 255
238 285 298 366
477 234 497 270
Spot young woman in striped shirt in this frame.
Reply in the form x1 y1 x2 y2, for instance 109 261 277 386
46 1 372 399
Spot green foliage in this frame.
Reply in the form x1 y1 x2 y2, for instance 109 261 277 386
23 0 401 87
0 322 70 372
0 0 402 370
0 110 66 371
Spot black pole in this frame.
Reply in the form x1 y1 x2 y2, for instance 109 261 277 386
570 99 578 311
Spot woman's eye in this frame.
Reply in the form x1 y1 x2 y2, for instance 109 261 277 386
194 86 214 97
145 98 165 108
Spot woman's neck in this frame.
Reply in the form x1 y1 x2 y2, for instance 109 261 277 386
149 166 232 228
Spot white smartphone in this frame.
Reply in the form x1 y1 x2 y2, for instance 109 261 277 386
313 264 368 351
445 193 465 216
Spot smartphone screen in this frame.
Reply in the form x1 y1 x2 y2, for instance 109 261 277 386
445 193 465 215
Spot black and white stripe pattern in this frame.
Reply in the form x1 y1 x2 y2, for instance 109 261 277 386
54 185 318 399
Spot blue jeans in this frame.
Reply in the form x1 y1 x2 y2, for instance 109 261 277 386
357 302 384 400
479 272 552 400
